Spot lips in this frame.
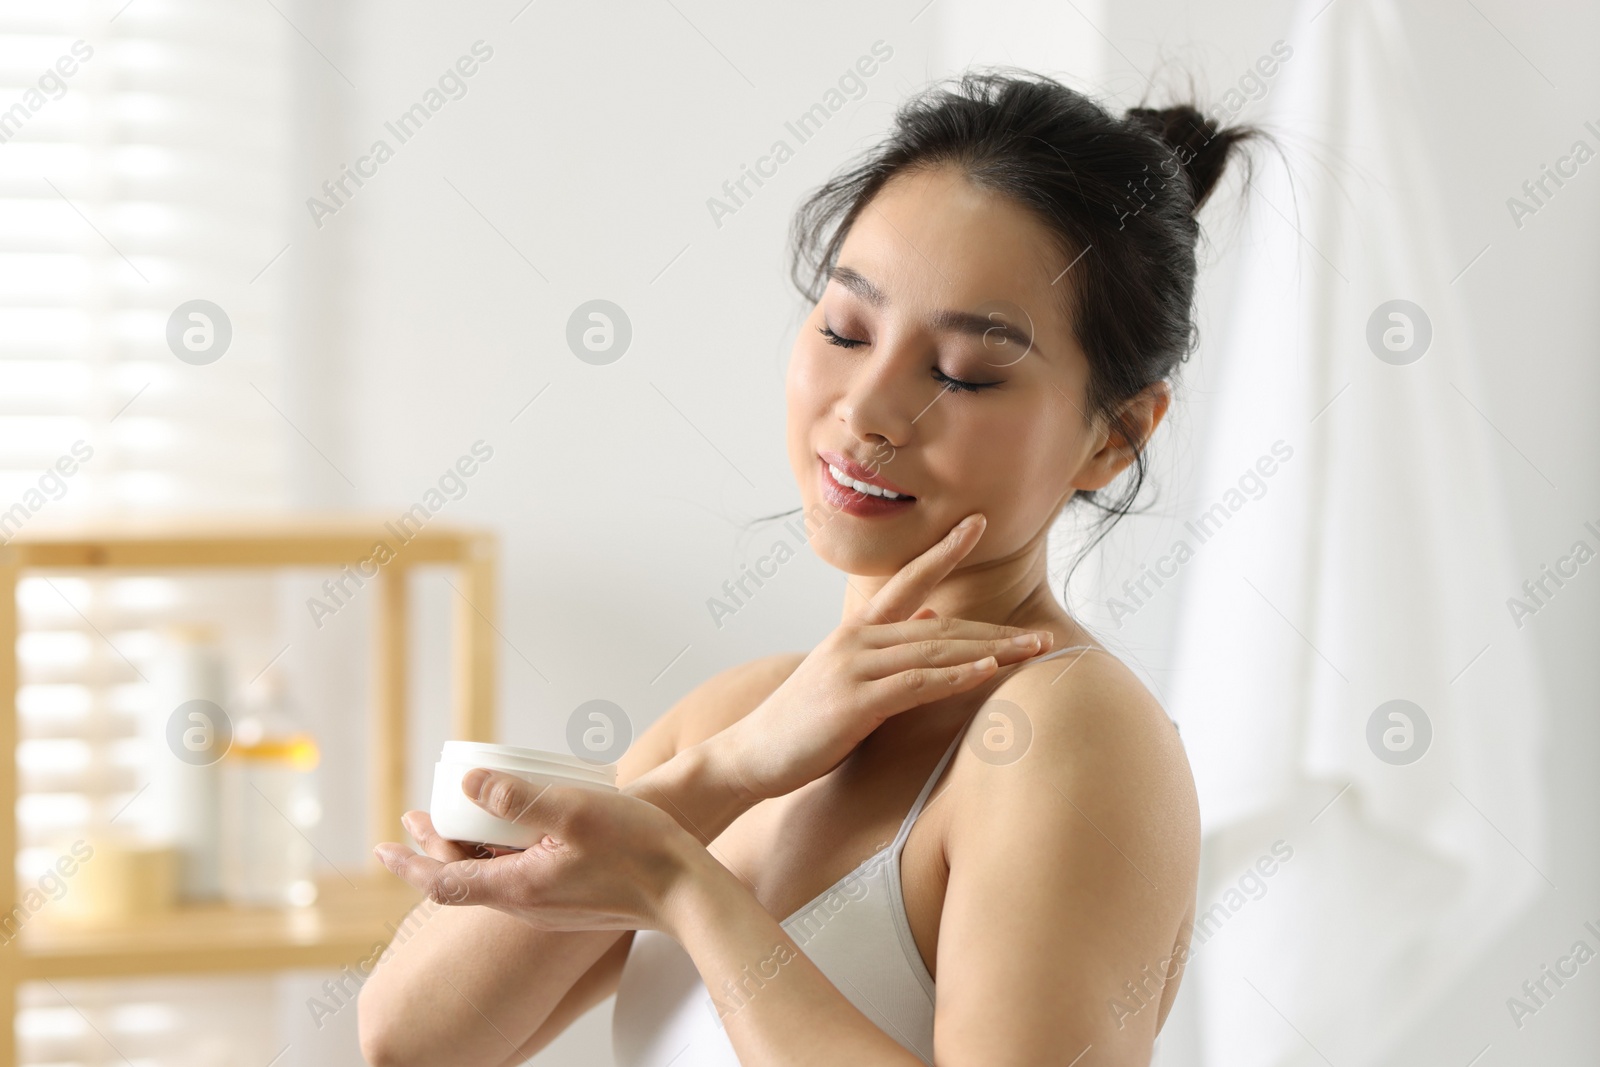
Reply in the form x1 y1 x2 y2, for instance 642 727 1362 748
817 450 916 519
817 449 915 498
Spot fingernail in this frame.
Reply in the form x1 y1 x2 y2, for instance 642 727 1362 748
976 656 997 670
1011 634 1040 649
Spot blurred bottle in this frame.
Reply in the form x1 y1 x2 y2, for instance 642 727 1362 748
220 665 321 907
145 623 229 901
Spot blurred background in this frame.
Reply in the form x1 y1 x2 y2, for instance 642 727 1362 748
0 0 1595 1064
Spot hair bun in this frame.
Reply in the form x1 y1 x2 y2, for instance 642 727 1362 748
1126 104 1251 212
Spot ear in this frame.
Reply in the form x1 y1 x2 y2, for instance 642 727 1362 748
1072 382 1171 491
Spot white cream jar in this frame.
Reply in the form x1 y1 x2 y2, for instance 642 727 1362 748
429 740 618 849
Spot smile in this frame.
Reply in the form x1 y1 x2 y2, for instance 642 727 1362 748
817 452 916 518
827 462 908 499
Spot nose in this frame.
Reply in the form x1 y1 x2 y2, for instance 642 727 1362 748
836 343 918 450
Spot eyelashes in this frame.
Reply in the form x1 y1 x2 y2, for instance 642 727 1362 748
818 324 867 349
931 367 990 394
816 324 1000 395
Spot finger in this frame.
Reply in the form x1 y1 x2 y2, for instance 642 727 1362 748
865 656 1002 716
373 843 493 907
401 810 483 863
862 633 1054 676
465 767 561 829
860 616 1054 648
858 514 986 623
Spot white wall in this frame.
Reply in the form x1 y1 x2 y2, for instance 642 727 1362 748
274 1 1598 1064
280 3 947 1063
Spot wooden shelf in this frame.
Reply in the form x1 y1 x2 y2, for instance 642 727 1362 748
2 513 491 569
0 515 499 1065
10 873 424 981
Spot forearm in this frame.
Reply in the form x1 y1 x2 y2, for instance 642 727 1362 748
623 736 760 847
661 847 925 1067
359 740 753 1065
358 736 759 1064
357 900 623 1067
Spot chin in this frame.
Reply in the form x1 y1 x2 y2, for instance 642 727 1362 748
805 512 928 577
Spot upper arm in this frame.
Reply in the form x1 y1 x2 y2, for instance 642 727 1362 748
933 656 1200 1065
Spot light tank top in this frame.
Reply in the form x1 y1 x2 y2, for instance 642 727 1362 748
612 645 1118 1066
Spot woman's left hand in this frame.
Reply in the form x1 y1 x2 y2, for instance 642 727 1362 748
373 767 703 934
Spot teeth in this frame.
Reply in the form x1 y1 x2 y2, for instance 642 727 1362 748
828 462 905 500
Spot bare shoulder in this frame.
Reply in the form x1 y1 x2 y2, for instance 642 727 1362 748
927 646 1199 1052
946 646 1199 885
617 651 806 784
996 646 1186 767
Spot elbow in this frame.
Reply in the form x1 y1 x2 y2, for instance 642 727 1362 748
359 1024 408 1067
356 1018 394 1067
357 989 413 1067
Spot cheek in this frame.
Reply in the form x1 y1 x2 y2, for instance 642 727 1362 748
785 341 826 414
939 407 1032 491
791 322 845 396
785 338 834 476
937 401 1077 544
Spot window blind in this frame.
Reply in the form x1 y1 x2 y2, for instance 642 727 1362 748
3 3 295 1060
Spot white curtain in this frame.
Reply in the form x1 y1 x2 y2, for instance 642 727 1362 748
1164 0 1548 1064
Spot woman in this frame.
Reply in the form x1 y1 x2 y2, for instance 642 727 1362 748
360 70 1257 1066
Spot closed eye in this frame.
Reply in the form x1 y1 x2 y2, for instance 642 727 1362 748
932 367 1000 394
818 324 867 349
819 324 999 393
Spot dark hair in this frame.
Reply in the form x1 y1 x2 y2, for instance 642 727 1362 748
788 69 1263 589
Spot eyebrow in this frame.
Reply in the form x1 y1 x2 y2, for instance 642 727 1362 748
828 265 1041 357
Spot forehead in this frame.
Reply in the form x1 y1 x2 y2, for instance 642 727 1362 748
833 165 1072 329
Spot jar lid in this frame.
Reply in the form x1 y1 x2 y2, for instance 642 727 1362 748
440 740 617 786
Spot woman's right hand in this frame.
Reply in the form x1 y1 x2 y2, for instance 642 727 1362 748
707 513 1055 803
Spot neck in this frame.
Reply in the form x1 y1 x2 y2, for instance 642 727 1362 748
840 527 1062 630
835 528 1082 771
